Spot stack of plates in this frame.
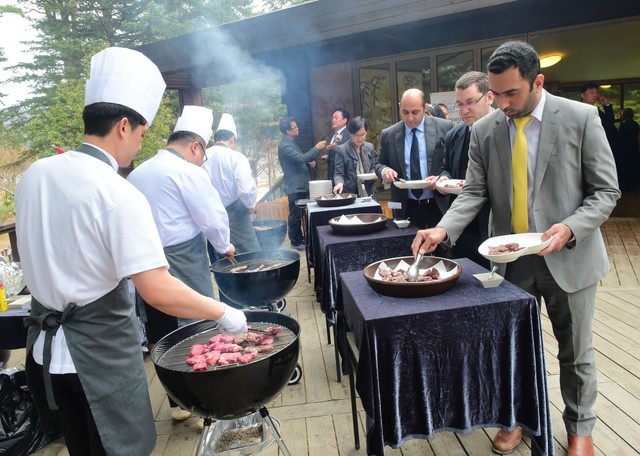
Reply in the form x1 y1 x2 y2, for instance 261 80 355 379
309 180 332 199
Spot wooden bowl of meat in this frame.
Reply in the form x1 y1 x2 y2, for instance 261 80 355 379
328 213 388 235
363 256 462 298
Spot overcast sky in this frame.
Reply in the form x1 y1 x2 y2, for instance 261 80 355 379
0 2 35 107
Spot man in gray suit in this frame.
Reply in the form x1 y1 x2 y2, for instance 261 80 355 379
375 88 453 229
278 117 327 250
412 41 620 456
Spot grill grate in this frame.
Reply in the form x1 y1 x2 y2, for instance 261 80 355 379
156 321 296 372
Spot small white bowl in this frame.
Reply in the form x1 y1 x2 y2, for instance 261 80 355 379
393 219 410 229
473 272 504 288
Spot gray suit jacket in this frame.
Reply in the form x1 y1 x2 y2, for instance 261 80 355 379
439 91 621 292
334 140 377 196
375 116 453 219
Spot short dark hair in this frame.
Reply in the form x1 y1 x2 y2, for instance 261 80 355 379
279 117 295 135
347 116 367 135
333 108 351 122
214 129 235 142
167 130 203 146
426 104 446 119
455 71 490 94
83 102 147 137
487 41 540 88
580 82 599 94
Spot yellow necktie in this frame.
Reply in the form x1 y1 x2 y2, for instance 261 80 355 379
512 115 532 233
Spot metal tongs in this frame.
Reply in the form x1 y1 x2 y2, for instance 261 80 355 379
407 253 423 282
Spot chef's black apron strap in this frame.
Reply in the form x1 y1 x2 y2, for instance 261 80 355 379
24 299 79 410
76 143 113 167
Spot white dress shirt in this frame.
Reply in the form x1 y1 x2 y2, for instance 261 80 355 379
15 146 168 373
203 144 257 209
128 149 231 254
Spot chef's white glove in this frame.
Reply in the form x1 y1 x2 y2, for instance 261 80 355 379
216 304 247 334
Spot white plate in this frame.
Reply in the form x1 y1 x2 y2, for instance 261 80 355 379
436 179 465 195
393 180 429 189
478 233 553 263
357 173 378 181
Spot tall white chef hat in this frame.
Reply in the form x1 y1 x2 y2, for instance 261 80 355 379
216 113 238 139
173 105 214 144
84 47 166 126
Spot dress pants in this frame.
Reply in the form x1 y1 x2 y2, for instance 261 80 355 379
506 254 597 435
287 192 306 246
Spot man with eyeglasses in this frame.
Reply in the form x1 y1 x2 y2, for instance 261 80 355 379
376 88 454 230
412 41 620 455
436 71 494 268
278 117 328 250
128 105 234 421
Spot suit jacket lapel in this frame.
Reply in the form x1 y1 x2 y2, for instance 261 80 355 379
423 117 435 172
394 124 406 178
493 112 513 207
534 94 559 198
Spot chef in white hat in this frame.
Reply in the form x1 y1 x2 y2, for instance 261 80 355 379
15 48 246 456
128 106 237 419
203 113 261 276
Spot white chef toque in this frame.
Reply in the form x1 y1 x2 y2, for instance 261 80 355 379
216 113 238 139
173 106 214 144
84 47 166 126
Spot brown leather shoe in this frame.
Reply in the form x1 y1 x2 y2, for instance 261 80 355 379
492 426 523 454
568 435 594 456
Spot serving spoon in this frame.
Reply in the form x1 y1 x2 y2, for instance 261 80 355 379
488 265 498 279
407 253 423 282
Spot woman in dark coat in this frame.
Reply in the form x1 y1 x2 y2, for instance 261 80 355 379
332 116 377 198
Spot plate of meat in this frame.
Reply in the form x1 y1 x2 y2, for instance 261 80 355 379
478 233 553 263
363 256 462 298
436 179 465 195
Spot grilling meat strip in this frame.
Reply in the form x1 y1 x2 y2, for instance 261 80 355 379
488 243 524 255
186 326 282 371
379 267 441 283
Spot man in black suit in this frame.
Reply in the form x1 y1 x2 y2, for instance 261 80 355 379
375 88 453 229
278 117 327 250
325 108 351 184
437 71 494 268
618 108 640 189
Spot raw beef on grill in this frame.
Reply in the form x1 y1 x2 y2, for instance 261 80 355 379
189 344 209 357
217 352 243 365
187 326 281 371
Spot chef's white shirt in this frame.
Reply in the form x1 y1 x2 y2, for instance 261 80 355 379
127 149 231 253
15 145 169 373
203 144 257 209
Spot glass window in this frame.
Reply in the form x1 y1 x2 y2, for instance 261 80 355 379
481 46 498 73
396 58 431 104
437 50 473 91
358 63 392 147
622 83 640 117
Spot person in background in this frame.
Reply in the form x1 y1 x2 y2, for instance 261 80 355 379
617 108 640 190
324 108 351 184
204 113 261 262
332 116 377 198
426 103 447 119
375 88 453 230
15 47 246 456
128 105 235 421
436 71 494 268
278 117 327 250
412 40 620 456
580 82 617 143
437 102 450 119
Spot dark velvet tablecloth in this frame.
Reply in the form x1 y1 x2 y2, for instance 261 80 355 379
339 259 553 456
317 221 418 319
0 307 29 350
306 199 382 279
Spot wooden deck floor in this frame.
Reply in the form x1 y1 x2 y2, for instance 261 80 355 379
8 217 640 455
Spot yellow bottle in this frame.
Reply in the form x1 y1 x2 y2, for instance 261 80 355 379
0 283 8 312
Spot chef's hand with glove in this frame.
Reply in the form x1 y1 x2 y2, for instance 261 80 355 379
216 304 248 334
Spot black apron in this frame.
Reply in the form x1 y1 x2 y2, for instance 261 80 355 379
24 144 156 455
